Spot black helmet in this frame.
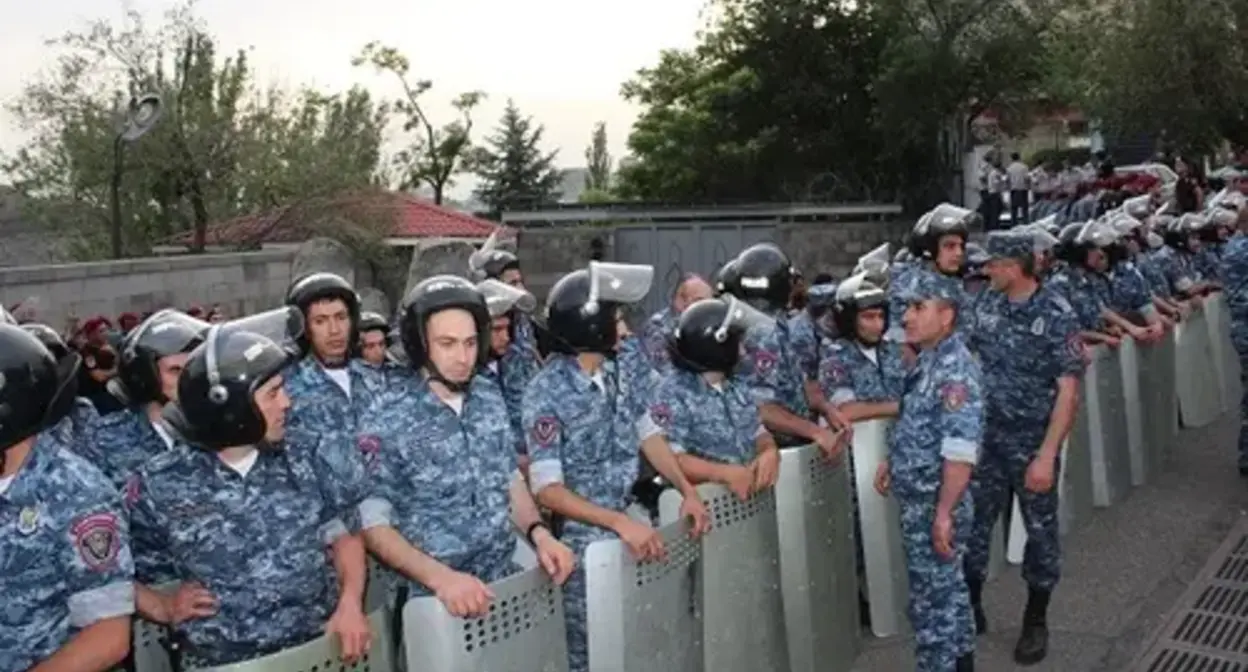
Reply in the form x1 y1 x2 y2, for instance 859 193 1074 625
832 273 888 340
358 311 389 337
165 307 304 451
284 272 360 353
0 325 79 455
118 309 210 405
468 231 522 281
713 259 741 296
21 323 70 361
727 243 793 313
805 282 840 339
670 297 772 373
545 261 655 355
908 203 976 260
399 275 491 388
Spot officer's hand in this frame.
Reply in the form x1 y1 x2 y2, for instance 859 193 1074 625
814 428 845 463
614 517 666 561
932 511 955 560
1102 334 1121 349
325 602 372 663
680 495 712 538
724 464 754 501
1024 454 1057 493
1178 302 1193 319
168 582 217 625
532 528 577 585
825 405 852 431
752 448 780 491
432 569 495 618
873 462 890 496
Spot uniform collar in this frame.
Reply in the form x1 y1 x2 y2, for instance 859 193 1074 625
2 431 63 505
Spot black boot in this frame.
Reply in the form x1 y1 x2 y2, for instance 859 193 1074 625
955 653 975 671
966 577 987 635
1014 587 1051 665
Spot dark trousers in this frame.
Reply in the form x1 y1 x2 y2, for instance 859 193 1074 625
980 190 1004 230
1010 189 1030 226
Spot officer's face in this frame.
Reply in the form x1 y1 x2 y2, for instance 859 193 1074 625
856 308 885 345
1187 234 1202 251
490 315 512 356
359 331 387 366
307 299 351 361
157 352 189 402
985 258 1019 291
253 375 291 443
935 235 964 274
902 299 953 346
500 268 525 289
426 309 478 384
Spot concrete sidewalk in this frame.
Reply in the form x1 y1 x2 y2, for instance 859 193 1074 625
850 412 1248 671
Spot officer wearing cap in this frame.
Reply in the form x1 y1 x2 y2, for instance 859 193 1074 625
1220 201 1248 475
725 243 848 455
889 204 974 343
818 273 905 423
0 325 136 672
126 309 372 667
78 309 208 490
355 311 393 369
522 261 711 672
356 276 575 620
650 296 781 499
873 268 981 672
964 230 1083 665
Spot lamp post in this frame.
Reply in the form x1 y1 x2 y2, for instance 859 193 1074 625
109 94 163 259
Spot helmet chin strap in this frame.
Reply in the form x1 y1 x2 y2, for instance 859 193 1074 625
425 361 472 393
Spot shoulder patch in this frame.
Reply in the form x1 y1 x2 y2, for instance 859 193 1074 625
1050 291 1073 313
941 382 969 412
71 512 122 572
753 349 778 375
530 416 559 447
649 403 673 430
820 357 848 384
356 434 381 472
1066 333 1084 360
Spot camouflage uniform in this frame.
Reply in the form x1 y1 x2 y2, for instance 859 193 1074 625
1046 265 1105 331
1108 260 1155 318
651 366 762 466
737 318 812 445
483 347 542 457
787 311 822 382
639 307 677 371
817 339 906 405
889 272 983 671
1220 231 1248 469
1 431 135 672
357 370 520 594
524 354 672 672
77 407 175 490
127 439 363 667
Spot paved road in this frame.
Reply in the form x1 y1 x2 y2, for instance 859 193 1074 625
851 411 1248 671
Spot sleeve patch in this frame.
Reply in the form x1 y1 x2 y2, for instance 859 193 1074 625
753 349 778 375
356 434 381 472
820 358 848 385
71 512 121 572
531 416 559 447
649 403 673 430
1066 333 1084 359
941 382 968 412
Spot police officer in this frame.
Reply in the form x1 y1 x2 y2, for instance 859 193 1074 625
726 243 847 454
523 261 711 672
1105 216 1171 332
356 276 574 618
888 204 974 342
283 272 376 411
651 296 781 498
356 311 392 368
873 268 982 672
469 231 539 350
22 322 102 445
818 272 905 422
965 230 1083 665
127 308 372 667
1049 222 1131 348
1220 202 1248 475
638 273 713 371
0 325 136 672
79 309 208 489
476 278 542 464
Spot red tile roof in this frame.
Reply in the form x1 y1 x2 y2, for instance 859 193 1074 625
160 190 505 247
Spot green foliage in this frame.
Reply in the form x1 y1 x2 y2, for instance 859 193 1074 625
471 100 563 214
584 122 613 192
578 188 616 204
352 42 484 205
1 2 387 259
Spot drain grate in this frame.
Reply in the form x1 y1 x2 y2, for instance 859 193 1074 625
1135 517 1248 670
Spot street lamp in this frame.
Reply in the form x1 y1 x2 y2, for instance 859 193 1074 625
109 94 163 259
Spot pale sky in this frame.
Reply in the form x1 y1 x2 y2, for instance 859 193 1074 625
0 0 707 199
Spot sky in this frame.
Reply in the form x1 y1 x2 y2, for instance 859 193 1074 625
0 0 707 199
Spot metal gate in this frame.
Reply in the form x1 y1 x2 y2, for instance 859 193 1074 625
612 221 777 317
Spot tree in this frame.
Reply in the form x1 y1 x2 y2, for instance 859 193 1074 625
584 122 613 191
352 42 484 205
472 100 563 214
2 3 387 259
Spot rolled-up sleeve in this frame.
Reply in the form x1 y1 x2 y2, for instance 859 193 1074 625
937 370 984 465
65 501 136 628
358 497 393 530
523 389 566 495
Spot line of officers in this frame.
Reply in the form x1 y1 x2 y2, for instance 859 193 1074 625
0 188 1240 672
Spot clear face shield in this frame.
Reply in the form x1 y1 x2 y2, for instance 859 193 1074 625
203 306 305 405
1024 224 1060 254
710 295 775 342
834 271 887 307
852 243 891 285
468 230 514 278
584 261 655 315
477 279 537 318
0 305 16 326
1123 195 1153 220
1076 219 1119 248
916 203 982 235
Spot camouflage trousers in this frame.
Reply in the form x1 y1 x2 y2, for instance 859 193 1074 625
560 523 615 672
964 439 1062 591
1237 348 1248 468
897 491 975 672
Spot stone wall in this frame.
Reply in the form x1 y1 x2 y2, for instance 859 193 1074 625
0 250 295 327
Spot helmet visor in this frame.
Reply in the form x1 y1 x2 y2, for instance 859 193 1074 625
218 306 305 352
588 261 654 305
716 296 774 337
477 279 537 317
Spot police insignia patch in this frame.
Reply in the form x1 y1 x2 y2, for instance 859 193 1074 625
357 435 381 471
71 512 120 571
941 382 968 412
649 403 673 429
754 350 778 375
532 416 559 446
1066 333 1083 359
821 359 848 384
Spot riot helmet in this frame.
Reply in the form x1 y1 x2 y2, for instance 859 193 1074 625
358 311 390 339
545 261 654 355
805 282 840 339
670 296 773 374
907 203 977 269
726 243 793 313
165 307 304 451
477 279 537 359
117 309 210 405
713 259 741 296
21 323 70 362
468 230 523 283
0 325 81 469
284 271 360 359
398 275 491 390
832 272 888 344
